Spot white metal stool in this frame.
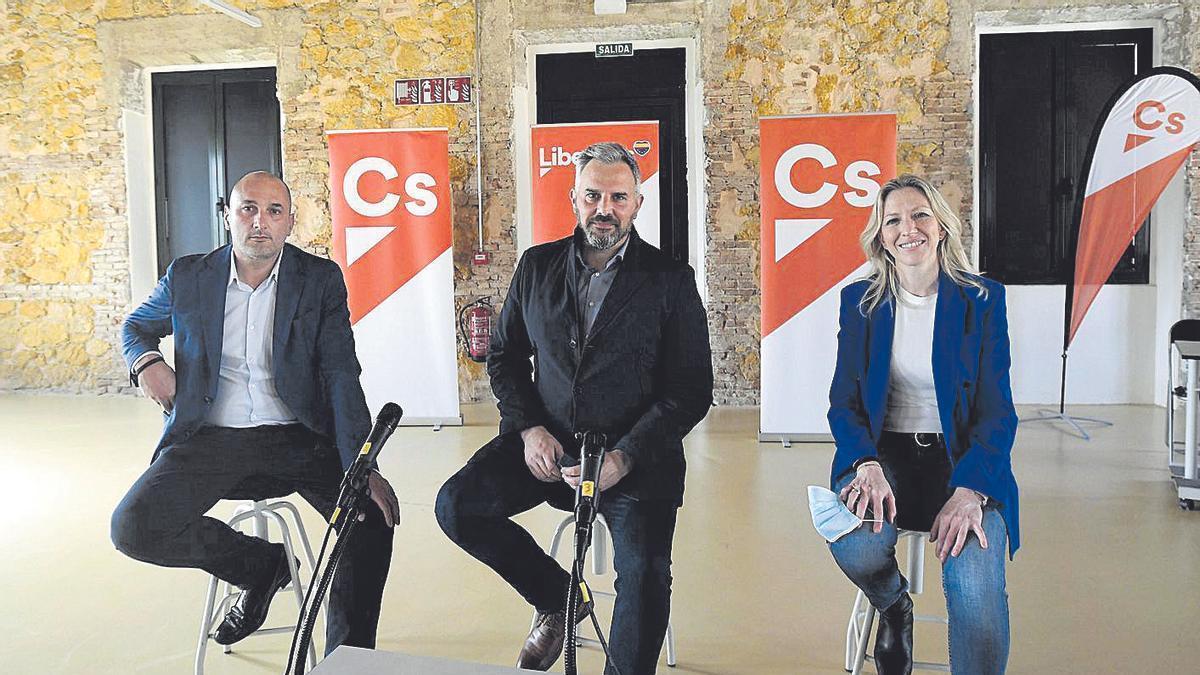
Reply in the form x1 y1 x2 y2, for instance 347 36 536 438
195 499 321 674
844 530 950 674
539 513 678 667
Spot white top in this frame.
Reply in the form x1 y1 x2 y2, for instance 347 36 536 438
207 252 297 428
883 286 942 433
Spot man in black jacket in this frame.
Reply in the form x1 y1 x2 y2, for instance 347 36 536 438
436 142 713 674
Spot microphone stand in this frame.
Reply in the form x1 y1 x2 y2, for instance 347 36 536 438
284 474 370 675
285 403 402 673
563 432 619 675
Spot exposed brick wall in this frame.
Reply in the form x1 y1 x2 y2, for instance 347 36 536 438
1 0 1197 408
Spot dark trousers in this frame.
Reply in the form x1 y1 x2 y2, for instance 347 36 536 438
110 424 393 654
435 434 677 675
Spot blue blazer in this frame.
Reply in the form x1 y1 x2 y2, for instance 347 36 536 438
122 244 371 471
827 272 1020 557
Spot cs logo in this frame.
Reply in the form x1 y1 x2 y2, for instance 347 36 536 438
343 157 439 218
1135 99 1186 135
1126 99 1187 151
773 143 883 209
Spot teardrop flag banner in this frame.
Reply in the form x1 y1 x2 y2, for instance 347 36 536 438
1067 67 1200 347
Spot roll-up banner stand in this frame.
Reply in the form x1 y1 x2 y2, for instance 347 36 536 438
328 128 462 426
529 121 660 247
759 113 896 443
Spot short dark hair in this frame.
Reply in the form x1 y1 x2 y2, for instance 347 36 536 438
574 142 641 189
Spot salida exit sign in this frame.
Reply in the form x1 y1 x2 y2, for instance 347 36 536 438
595 42 633 58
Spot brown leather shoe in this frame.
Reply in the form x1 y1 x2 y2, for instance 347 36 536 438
515 600 592 671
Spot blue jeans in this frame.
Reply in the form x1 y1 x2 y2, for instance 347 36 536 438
829 468 1010 674
436 433 676 675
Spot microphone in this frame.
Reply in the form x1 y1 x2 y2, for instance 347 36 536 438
332 402 403 524
573 431 606 557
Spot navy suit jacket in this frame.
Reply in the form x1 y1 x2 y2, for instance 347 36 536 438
827 272 1020 557
122 243 371 471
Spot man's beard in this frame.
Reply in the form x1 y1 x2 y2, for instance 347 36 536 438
581 216 629 251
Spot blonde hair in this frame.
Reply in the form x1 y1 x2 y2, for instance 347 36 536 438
857 174 985 315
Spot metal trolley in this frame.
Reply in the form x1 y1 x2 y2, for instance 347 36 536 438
1166 320 1200 510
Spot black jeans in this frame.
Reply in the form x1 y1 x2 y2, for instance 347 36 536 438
110 424 393 654
435 433 677 675
875 430 954 532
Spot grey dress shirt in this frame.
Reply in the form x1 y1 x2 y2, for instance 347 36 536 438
574 236 629 336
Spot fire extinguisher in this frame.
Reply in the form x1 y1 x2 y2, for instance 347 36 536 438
459 297 494 363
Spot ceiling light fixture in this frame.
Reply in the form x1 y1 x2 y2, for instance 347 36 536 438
198 0 263 28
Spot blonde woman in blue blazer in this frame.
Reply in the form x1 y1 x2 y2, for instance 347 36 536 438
827 175 1018 674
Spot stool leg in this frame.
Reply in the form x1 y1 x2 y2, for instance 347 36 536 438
274 500 319 570
272 499 328 633
852 604 876 675
845 590 866 672
265 509 317 671
592 516 609 576
906 533 925 595
252 506 269 540
665 614 677 667
195 574 221 675
548 514 573 559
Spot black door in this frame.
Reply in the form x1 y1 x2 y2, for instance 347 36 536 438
536 48 688 263
980 29 1152 285
152 68 282 276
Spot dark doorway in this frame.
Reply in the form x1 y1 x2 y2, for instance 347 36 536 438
152 67 282 276
979 29 1153 285
536 47 689 263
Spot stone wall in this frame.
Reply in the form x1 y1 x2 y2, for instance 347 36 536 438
0 0 484 396
1 0 1197 406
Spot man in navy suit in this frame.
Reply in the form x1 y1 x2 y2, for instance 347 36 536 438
111 172 398 653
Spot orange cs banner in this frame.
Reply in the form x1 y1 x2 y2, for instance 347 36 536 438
759 113 896 439
530 121 660 246
328 128 453 324
759 113 897 338
327 128 460 424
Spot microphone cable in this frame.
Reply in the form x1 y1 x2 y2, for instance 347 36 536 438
284 478 363 674
284 402 402 674
563 431 620 675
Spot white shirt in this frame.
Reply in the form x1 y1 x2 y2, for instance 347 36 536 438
883 286 942 433
206 252 297 428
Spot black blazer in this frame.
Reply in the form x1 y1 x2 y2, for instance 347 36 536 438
487 229 714 504
122 244 372 470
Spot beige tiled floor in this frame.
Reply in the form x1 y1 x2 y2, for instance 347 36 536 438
2 393 1198 673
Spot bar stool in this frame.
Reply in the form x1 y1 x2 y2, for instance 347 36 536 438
844 530 949 674
539 513 678 667
195 499 321 674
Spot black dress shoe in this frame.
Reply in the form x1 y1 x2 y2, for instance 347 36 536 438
874 592 913 675
213 549 295 646
515 596 593 671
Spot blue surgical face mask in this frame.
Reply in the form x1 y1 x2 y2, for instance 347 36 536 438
808 485 868 543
